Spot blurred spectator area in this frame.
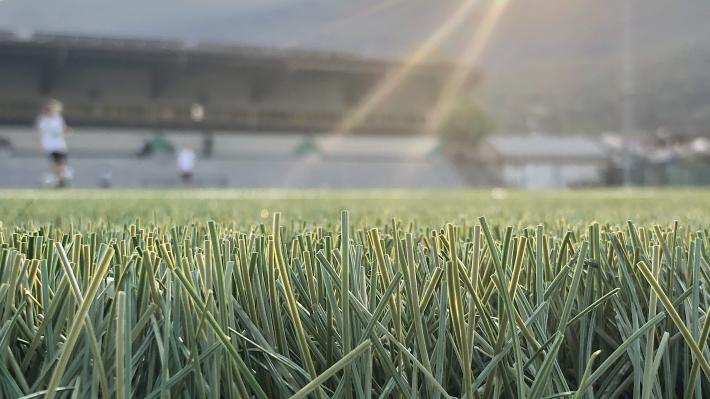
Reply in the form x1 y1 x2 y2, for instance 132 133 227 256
0 127 442 159
0 127 463 188
0 30 475 134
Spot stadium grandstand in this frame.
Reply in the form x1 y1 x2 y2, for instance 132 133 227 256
0 30 479 188
0 29 471 132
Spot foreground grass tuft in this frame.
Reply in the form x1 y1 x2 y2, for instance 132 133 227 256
1 210 709 398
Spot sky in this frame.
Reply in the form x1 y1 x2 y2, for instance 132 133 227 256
1 0 708 67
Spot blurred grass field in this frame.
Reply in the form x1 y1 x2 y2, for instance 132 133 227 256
2 188 709 227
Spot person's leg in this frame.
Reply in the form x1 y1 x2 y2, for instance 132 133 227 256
49 153 62 186
51 153 69 187
59 161 69 187
180 172 193 186
52 161 63 180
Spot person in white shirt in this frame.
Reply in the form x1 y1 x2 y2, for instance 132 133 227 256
36 99 71 187
177 147 196 185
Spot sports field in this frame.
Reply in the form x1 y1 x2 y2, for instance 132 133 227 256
1 189 709 398
2 188 709 225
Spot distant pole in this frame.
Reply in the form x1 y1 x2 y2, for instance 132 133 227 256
621 0 636 186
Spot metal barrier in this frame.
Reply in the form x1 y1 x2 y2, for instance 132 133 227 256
0 99 425 133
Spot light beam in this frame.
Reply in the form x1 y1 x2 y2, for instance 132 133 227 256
332 0 481 136
425 0 510 134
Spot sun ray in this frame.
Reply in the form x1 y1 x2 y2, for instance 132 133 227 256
332 0 481 137
425 0 510 134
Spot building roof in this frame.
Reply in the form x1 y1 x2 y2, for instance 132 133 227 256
0 29 453 76
486 134 607 161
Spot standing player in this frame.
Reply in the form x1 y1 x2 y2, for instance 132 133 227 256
36 99 72 187
177 147 196 186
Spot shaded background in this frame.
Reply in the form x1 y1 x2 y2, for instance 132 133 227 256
2 0 708 133
1 0 710 189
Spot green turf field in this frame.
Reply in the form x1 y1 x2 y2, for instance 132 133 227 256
1 189 709 398
2 188 710 226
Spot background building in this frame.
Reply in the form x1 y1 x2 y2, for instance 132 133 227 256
0 31 479 188
481 134 608 188
0 31 462 134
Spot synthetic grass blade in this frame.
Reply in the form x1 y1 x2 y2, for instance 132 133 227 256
290 340 372 399
2 209 709 398
637 261 710 379
44 246 115 399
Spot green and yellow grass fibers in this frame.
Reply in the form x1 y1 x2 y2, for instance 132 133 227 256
1 212 709 398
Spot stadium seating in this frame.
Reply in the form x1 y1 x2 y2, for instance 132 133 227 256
0 128 465 188
0 127 205 157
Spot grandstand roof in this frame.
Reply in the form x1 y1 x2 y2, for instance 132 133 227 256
0 29 454 75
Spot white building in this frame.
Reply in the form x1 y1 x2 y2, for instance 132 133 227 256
482 134 608 188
